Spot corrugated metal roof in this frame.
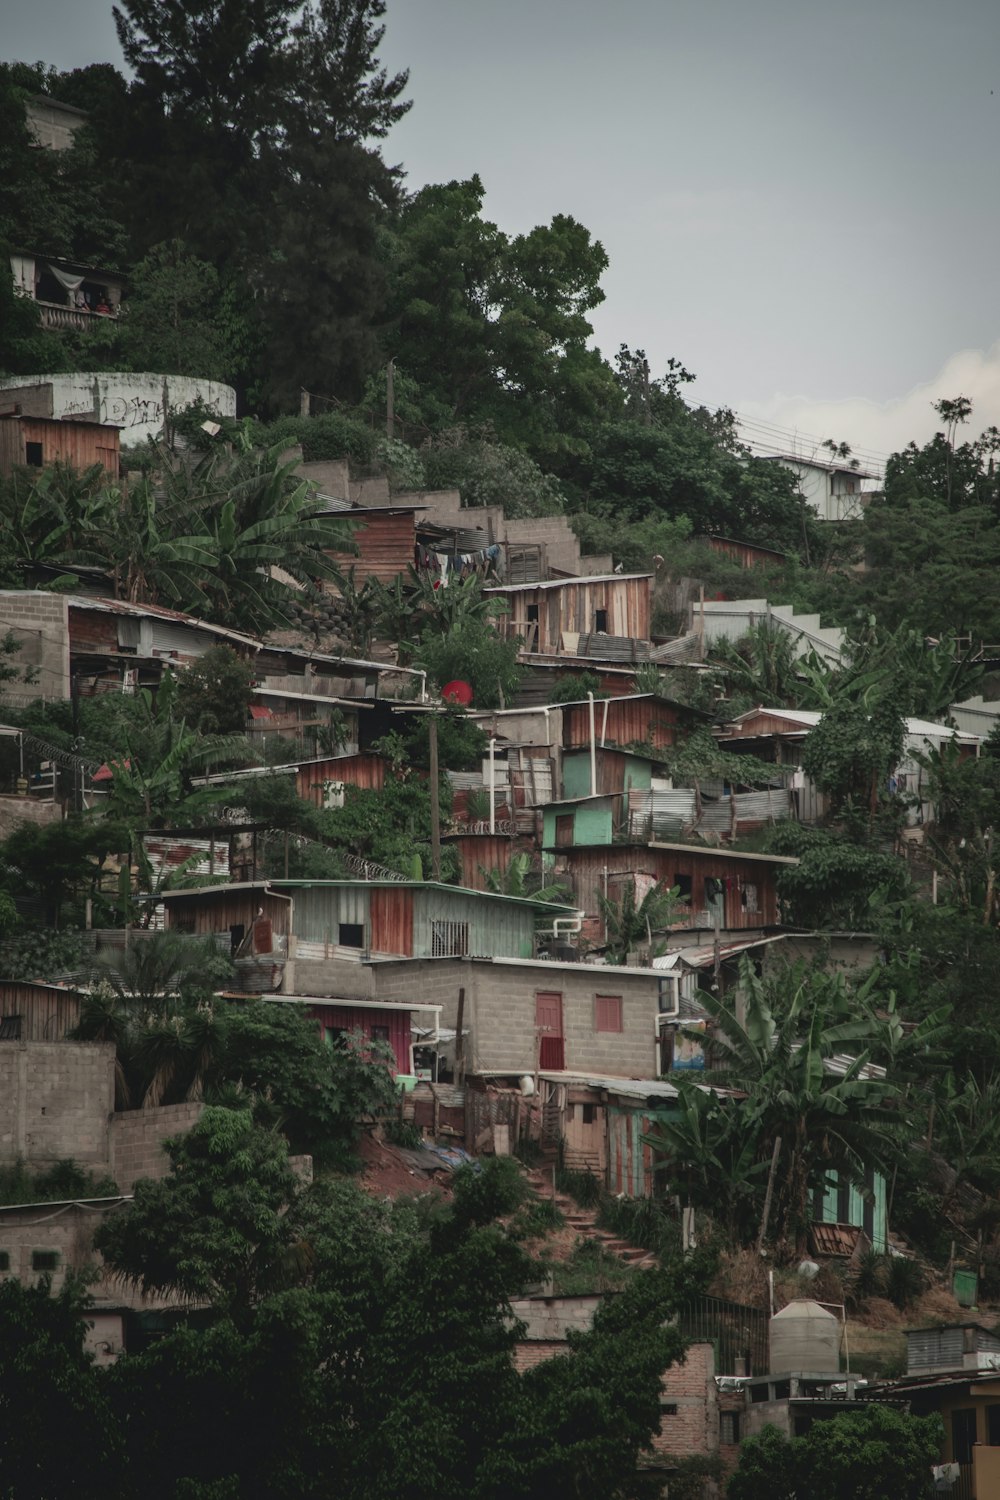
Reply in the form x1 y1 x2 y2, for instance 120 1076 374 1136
649 840 800 866
57 594 259 646
726 706 980 744
485 573 652 593
161 878 556 911
538 1070 679 1101
575 633 652 661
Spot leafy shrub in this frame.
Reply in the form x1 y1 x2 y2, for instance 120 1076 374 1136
551 1240 633 1295
549 670 601 704
555 1166 603 1209
886 1254 925 1310
598 1194 682 1262
384 1118 422 1150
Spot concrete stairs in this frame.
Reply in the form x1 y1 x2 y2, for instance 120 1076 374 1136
699 597 846 666
523 1165 658 1270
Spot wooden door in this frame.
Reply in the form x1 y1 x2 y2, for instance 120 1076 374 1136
535 991 565 1070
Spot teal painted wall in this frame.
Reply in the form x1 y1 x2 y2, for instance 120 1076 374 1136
817 1169 887 1253
574 799 613 845
562 753 595 801
542 797 614 848
562 750 653 800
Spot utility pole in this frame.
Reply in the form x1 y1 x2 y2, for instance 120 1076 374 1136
429 714 441 881
386 358 395 441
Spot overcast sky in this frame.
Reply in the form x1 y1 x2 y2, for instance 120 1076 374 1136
7 0 1000 463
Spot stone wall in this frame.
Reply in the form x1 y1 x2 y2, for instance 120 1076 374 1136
0 1040 114 1167
110 1101 204 1192
0 590 70 703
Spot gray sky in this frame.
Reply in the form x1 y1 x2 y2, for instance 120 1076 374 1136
7 0 1000 461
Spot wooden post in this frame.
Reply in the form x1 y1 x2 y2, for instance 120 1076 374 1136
756 1135 782 1255
429 714 441 881
455 987 465 1084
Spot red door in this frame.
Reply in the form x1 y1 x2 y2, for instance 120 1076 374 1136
535 991 565 1070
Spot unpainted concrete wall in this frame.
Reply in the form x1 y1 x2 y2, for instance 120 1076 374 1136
0 590 70 703
0 1040 114 1166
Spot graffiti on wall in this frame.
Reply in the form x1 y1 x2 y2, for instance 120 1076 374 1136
100 395 165 429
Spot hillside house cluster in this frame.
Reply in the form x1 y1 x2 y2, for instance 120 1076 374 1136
1 360 995 1488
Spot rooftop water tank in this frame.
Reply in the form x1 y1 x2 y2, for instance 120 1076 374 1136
770 1299 840 1374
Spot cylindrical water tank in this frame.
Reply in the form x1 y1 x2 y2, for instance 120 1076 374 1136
769 1299 840 1374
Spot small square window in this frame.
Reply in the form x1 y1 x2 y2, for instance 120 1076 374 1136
32 1250 59 1272
370 1024 390 1043
660 1403 678 1416
595 995 623 1033
0 1251 10 1271
25 441 43 467
581 1103 597 1125
594 608 608 634
339 922 364 948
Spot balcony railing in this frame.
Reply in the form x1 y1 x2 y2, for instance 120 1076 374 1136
36 300 118 332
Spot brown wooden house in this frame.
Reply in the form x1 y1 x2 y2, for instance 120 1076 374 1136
550 839 797 940
0 412 119 478
485 574 652 654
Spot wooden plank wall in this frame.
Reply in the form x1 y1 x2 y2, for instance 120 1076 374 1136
556 844 780 927
0 983 81 1041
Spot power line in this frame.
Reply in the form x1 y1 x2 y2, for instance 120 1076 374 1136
697 402 890 474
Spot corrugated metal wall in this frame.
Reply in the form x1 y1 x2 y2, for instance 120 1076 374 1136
369 887 413 955
296 752 386 806
447 834 512 891
563 699 680 751
412 889 534 959
308 1001 411 1074
327 512 416 584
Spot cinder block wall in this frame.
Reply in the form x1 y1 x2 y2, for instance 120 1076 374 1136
0 591 70 703
110 1102 204 1192
0 1041 114 1166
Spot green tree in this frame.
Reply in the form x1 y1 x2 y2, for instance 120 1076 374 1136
597 878 686 963
94 1107 301 1315
383 176 615 457
0 1277 126 1497
420 426 565 519
114 0 410 404
120 239 230 377
690 959 904 1253
98 1136 699 1500
728 1408 942 1500
174 645 256 735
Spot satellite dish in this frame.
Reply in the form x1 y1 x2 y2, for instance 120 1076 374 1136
441 680 473 706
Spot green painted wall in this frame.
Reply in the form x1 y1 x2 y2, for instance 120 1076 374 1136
542 797 613 848
562 750 653 800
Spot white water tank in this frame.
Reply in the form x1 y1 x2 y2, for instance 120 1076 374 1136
770 1299 840 1374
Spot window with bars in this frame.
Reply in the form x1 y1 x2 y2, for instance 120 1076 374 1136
431 920 470 957
595 995 623 1033
720 1411 742 1444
